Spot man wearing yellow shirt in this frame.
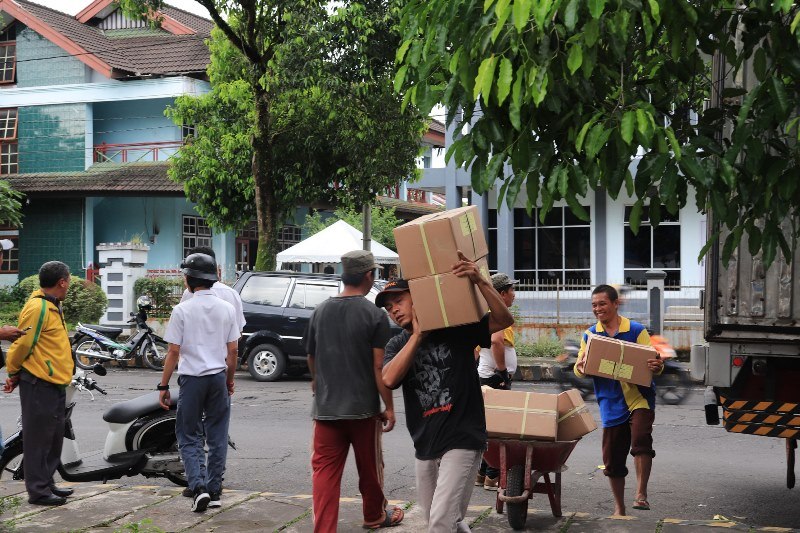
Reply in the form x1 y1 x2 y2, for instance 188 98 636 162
3 261 74 506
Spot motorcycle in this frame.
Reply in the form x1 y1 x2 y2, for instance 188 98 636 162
553 335 692 405
0 365 198 486
73 296 167 371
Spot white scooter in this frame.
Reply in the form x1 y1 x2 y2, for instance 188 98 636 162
0 365 233 485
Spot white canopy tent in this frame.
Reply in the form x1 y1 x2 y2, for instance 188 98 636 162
276 220 399 268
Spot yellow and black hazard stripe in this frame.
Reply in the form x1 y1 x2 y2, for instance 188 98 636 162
723 420 800 438
723 410 800 428
718 396 800 414
718 395 800 439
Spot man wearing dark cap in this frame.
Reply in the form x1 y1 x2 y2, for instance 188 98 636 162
475 273 519 490
378 252 514 533
304 249 404 531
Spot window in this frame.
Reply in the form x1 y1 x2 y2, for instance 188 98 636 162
0 228 18 273
277 225 301 252
512 206 591 286
182 124 196 141
624 206 680 285
0 109 17 175
239 276 291 306
0 25 15 85
287 283 338 310
182 215 212 258
487 208 497 271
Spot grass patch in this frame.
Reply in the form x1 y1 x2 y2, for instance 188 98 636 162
516 336 564 358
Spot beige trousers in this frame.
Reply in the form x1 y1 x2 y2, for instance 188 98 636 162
415 448 483 533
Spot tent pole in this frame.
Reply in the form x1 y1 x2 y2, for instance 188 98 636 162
362 203 371 251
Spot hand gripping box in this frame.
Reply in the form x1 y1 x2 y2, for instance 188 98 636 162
394 205 488 280
482 387 558 441
557 389 598 441
409 258 490 332
582 333 656 388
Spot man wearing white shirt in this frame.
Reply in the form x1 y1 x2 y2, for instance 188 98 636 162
158 253 239 513
179 246 246 334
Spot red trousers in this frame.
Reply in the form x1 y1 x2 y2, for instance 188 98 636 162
312 416 386 532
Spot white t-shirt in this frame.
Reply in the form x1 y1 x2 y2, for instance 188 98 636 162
180 281 246 333
165 290 240 377
477 326 517 378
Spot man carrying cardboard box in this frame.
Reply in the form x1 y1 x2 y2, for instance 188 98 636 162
575 284 664 516
378 251 514 533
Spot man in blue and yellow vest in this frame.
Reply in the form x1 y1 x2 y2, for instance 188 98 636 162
4 261 75 506
575 284 664 516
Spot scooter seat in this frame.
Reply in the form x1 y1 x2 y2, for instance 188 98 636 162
81 324 124 339
103 391 178 424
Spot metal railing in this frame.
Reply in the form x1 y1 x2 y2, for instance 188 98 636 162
93 140 183 164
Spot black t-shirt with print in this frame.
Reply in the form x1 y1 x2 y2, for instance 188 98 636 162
383 315 491 460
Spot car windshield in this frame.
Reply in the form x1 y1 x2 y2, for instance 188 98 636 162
240 276 292 306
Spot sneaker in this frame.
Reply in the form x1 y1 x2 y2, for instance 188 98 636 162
208 492 221 508
483 476 499 491
475 473 486 486
192 490 211 512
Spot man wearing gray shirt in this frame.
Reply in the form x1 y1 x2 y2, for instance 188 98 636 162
304 250 404 531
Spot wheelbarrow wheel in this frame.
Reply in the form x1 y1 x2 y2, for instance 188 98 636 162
506 464 528 530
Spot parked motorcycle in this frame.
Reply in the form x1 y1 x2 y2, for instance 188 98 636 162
553 335 691 405
73 296 167 371
0 365 193 485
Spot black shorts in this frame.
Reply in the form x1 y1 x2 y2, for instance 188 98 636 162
601 409 655 478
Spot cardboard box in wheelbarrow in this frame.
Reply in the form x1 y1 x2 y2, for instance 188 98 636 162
481 387 558 441
393 205 488 280
582 333 656 388
557 389 598 441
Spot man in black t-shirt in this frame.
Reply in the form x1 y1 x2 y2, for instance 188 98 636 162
379 252 514 532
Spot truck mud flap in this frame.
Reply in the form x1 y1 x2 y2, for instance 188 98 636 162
719 395 800 438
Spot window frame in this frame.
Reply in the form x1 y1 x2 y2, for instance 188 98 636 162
0 108 18 175
182 215 212 258
0 227 19 274
0 40 16 85
623 205 681 286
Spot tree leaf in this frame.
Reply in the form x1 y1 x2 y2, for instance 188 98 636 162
557 165 569 197
747 225 762 257
584 19 599 46
533 0 553 28
513 0 532 32
768 76 790 117
753 48 766 81
474 55 497 103
509 72 523 129
565 195 590 222
620 110 635 144
575 113 600 152
564 0 579 31
567 44 583 74
484 0 497 13
629 200 643 235
396 40 412 63
492 1 512 42
394 65 408 93
588 0 606 19
791 11 800 34
647 0 660 25
665 127 682 160
585 123 611 158
497 58 514 105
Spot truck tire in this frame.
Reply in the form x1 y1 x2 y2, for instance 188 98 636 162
247 344 286 382
506 464 528 530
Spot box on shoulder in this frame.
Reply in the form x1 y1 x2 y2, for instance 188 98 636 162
394 205 488 280
409 257 490 332
557 389 597 441
582 333 656 388
482 387 558 441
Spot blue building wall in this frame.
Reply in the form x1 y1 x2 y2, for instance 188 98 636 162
93 99 181 163
19 104 86 173
16 25 87 88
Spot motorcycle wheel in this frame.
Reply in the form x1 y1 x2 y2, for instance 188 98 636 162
658 368 691 405
74 339 107 370
142 339 168 371
0 442 25 481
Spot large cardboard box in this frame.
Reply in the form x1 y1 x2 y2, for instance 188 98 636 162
583 333 656 387
557 389 597 441
409 258 489 332
482 387 558 441
394 205 488 280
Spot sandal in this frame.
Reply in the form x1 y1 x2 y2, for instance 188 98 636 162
362 506 404 529
633 499 650 510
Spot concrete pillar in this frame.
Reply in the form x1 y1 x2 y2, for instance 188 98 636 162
84 103 94 170
470 190 490 242
497 202 514 277
97 243 149 327
646 269 667 334
594 189 607 284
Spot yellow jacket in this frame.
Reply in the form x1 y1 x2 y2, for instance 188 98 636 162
6 289 73 386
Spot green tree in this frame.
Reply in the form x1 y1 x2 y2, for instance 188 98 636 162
303 205 402 250
396 1 800 266
124 0 424 270
0 180 23 227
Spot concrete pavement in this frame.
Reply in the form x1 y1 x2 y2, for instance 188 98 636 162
0 481 794 532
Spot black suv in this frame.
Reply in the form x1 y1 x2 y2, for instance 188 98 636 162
232 271 393 382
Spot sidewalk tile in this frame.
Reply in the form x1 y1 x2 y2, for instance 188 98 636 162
661 519 754 531
5 483 121 524
470 507 568 532
565 514 661 532
0 481 27 499
198 493 310 532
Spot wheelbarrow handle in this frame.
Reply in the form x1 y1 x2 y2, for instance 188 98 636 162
497 488 530 504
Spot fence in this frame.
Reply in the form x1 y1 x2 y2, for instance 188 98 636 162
513 280 704 351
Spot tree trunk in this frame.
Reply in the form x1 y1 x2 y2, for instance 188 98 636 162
252 82 279 271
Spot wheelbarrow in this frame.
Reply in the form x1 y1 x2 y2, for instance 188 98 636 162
483 438 580 530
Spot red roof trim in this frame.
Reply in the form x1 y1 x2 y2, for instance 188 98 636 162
76 0 195 35
0 0 113 77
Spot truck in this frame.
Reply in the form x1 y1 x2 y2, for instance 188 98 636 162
692 220 800 489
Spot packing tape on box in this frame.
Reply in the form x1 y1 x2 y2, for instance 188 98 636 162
418 224 436 275
434 274 449 328
557 404 589 423
597 339 634 380
485 392 557 439
458 211 479 257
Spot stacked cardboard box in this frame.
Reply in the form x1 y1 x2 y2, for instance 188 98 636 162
582 333 657 387
394 205 490 331
482 387 598 442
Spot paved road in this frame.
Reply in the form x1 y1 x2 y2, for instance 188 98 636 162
0 367 797 530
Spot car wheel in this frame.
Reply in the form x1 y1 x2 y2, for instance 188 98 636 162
247 343 286 382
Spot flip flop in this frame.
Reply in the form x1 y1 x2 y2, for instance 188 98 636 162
363 506 404 529
633 499 650 510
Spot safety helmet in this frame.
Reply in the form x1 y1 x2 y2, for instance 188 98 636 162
136 295 152 310
180 253 218 281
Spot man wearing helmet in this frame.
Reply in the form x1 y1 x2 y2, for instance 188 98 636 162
157 253 240 513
